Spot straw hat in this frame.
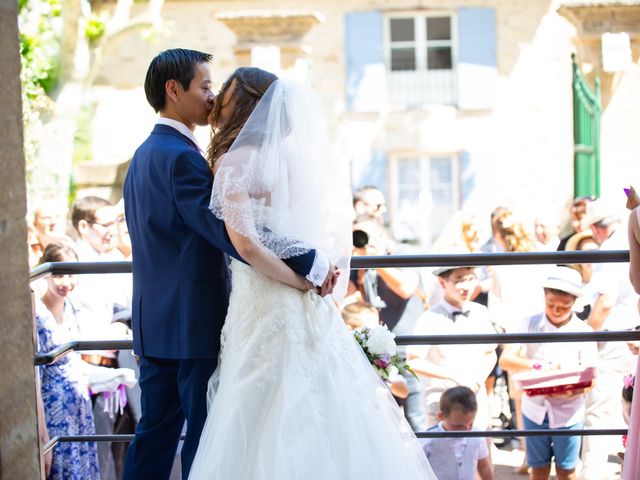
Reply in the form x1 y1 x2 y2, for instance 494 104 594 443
582 198 620 227
564 230 595 252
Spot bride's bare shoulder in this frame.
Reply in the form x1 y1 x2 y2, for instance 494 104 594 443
213 146 257 175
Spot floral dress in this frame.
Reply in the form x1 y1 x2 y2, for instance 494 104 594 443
36 299 100 479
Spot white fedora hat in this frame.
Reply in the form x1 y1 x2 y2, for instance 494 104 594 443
542 266 583 297
431 245 476 277
582 198 620 227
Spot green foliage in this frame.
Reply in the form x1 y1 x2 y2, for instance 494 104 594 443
68 103 96 206
85 13 108 45
73 103 95 165
68 174 78 206
19 0 61 94
19 0 62 196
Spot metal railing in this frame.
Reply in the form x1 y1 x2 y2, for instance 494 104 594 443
34 331 640 366
30 250 629 281
32 249 637 450
43 428 631 455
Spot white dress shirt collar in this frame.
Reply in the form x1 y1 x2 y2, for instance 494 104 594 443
439 298 470 316
157 117 203 153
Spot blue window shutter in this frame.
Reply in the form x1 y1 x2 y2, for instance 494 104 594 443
459 150 474 205
345 11 385 112
457 8 497 110
352 150 388 197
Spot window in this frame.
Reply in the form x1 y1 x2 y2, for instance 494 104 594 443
386 13 456 106
389 154 459 245
389 16 452 71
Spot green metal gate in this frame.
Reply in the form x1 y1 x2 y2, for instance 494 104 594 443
572 53 601 198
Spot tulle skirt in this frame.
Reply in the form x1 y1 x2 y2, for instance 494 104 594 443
188 261 435 479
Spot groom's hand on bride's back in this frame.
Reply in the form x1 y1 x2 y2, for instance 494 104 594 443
317 264 340 297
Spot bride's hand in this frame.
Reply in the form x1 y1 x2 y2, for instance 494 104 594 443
316 264 340 297
296 276 315 292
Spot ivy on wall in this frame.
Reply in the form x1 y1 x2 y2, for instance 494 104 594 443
18 0 62 201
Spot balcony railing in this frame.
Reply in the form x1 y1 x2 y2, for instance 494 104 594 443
388 69 457 106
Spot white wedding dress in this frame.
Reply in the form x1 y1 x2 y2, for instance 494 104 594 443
188 260 437 479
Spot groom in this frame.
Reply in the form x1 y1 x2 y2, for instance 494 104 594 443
122 49 336 479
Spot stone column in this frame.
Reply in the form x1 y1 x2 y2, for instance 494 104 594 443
0 0 41 478
558 3 640 108
217 12 322 76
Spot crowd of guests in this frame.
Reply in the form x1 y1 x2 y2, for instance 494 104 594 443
28 188 639 480
29 196 140 480
343 186 639 480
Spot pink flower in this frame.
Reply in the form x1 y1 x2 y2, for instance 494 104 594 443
623 374 635 389
374 355 391 369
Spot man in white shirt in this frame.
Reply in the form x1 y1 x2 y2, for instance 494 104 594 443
72 196 130 343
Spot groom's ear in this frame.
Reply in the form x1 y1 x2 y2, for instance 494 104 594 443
165 79 179 103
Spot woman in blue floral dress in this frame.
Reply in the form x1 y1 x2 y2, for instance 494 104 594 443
36 243 100 479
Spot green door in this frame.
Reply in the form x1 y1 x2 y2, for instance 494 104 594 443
572 54 601 198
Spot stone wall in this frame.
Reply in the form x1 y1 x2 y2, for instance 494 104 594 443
88 0 638 236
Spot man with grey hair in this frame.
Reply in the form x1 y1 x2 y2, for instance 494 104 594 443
580 198 639 479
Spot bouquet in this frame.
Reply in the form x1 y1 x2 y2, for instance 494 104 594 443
353 324 416 381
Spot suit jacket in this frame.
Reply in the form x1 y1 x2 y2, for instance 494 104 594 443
123 124 315 359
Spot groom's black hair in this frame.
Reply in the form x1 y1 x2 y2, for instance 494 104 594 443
144 48 213 112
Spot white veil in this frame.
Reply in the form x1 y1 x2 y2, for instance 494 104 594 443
209 79 353 299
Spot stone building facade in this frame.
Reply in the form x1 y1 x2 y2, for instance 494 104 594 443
87 0 640 246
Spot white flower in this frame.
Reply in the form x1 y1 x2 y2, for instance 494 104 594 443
365 325 397 356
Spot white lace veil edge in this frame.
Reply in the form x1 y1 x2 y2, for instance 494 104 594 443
209 79 353 299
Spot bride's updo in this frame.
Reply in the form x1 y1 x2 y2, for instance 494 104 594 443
207 67 278 170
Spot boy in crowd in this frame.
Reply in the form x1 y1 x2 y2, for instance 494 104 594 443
499 266 598 480
422 386 493 480
408 259 497 430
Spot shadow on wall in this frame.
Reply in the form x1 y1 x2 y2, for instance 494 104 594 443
73 158 131 204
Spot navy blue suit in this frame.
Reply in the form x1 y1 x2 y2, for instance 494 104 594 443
122 124 315 479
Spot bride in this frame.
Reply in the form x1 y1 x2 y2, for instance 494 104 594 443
188 67 436 479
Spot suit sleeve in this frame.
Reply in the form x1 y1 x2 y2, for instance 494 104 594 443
171 150 316 275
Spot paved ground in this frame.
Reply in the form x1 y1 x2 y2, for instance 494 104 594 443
491 440 623 479
484 378 624 479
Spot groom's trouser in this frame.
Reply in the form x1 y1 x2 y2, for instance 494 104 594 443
123 356 217 480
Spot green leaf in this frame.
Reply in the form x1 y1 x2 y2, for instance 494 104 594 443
402 364 419 381
84 14 107 43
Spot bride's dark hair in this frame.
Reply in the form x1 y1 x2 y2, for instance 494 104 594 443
207 67 278 170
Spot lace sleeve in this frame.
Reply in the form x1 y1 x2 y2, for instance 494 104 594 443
209 80 353 298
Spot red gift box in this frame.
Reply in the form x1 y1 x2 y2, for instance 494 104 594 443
513 366 596 397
